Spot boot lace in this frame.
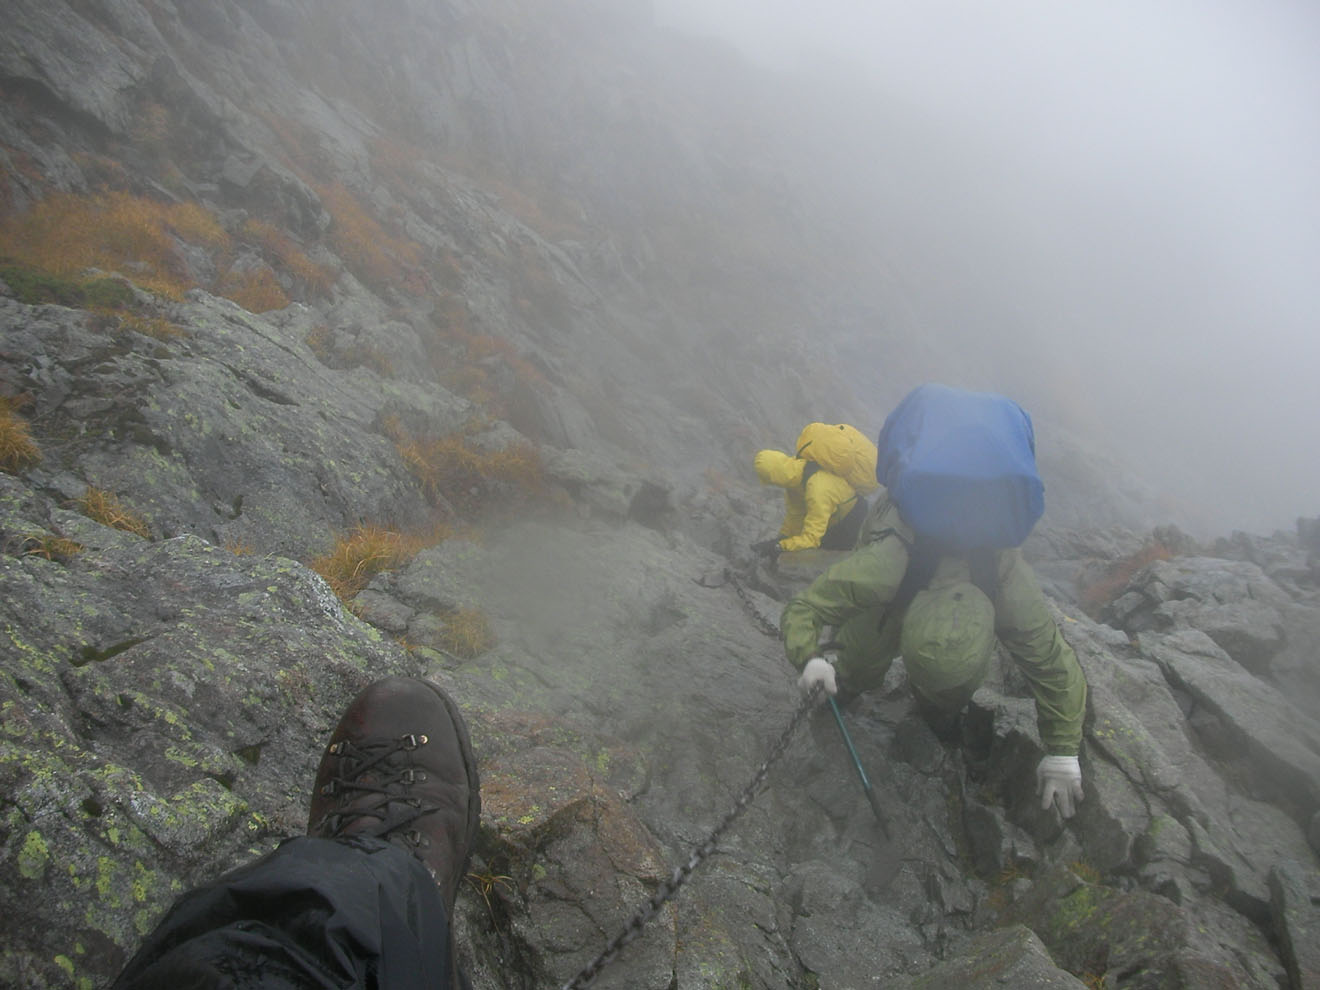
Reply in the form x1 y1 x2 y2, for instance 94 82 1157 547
313 733 442 847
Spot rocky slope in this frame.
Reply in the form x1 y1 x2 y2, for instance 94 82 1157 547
2 2 1320 988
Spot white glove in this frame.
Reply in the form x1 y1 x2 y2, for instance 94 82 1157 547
797 657 837 698
1036 755 1084 818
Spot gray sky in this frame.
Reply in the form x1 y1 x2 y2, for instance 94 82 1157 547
656 0 1320 535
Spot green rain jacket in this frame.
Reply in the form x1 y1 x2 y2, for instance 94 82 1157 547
779 491 1088 756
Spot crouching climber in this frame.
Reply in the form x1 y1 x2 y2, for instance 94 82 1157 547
112 676 482 989
751 422 878 559
781 385 1089 818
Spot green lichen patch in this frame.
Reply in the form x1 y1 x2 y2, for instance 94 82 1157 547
17 829 51 879
136 777 248 853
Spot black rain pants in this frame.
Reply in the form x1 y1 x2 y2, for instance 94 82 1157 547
112 835 455 990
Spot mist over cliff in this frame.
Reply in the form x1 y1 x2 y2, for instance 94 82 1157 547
6 0 1317 535
658 0 1320 537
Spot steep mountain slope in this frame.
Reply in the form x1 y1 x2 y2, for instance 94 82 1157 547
3 2 1320 989
1 0 879 489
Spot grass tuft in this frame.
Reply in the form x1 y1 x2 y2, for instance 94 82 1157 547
385 419 543 514
74 487 152 538
239 218 334 296
316 181 425 295
440 607 496 658
215 265 290 313
466 868 514 918
309 524 447 602
19 533 83 562
1 189 331 316
0 401 41 472
0 190 228 301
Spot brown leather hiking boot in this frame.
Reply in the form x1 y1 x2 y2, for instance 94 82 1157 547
307 676 481 910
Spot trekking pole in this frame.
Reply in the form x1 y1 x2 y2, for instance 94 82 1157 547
827 696 891 839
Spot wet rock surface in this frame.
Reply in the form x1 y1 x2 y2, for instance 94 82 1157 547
6 391 1320 988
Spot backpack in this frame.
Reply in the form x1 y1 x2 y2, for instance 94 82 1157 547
794 422 881 495
875 384 1044 551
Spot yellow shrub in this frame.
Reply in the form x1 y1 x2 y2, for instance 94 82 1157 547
440 606 495 658
215 265 290 313
19 533 82 561
94 309 186 340
0 190 230 300
75 487 151 538
239 218 334 296
316 181 425 295
309 524 447 601
163 200 229 250
0 403 41 472
389 424 544 513
304 324 334 362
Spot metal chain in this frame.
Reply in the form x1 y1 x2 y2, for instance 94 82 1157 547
561 687 816 990
725 567 783 640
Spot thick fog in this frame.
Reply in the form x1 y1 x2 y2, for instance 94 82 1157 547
657 0 1320 537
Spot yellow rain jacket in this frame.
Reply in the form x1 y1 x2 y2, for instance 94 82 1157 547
754 449 863 552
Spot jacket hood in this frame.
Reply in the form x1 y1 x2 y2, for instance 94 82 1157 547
754 449 805 488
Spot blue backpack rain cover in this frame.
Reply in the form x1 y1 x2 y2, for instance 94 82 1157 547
875 384 1044 550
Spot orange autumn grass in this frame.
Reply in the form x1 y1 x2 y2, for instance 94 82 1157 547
0 189 330 313
1076 539 1175 618
438 606 495 659
74 487 152 538
385 419 544 513
310 523 449 601
0 189 225 300
0 401 41 472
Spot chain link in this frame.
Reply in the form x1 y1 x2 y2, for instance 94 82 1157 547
725 567 783 640
559 569 808 989
560 687 816 990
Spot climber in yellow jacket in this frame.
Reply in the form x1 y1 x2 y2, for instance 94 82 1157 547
752 449 868 556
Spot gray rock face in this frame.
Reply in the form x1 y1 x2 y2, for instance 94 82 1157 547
0 295 458 556
0 501 417 987
1107 556 1291 673
1271 861 1320 990
886 925 1090 989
